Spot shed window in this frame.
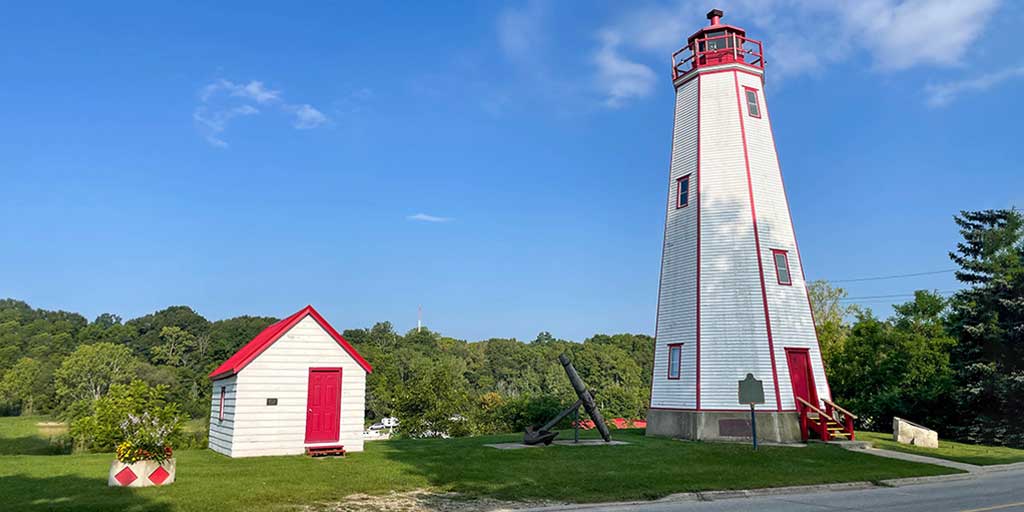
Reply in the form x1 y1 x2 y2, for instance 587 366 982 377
772 249 792 285
744 87 761 118
218 387 226 421
667 344 682 380
676 175 691 208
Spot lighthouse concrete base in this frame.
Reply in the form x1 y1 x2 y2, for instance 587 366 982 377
645 409 803 443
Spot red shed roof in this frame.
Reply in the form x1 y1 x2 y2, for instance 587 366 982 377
208 305 372 380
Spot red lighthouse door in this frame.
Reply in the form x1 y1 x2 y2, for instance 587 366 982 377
305 368 342 443
785 349 818 409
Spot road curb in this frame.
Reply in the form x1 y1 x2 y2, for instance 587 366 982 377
518 480 910 511
518 448 1022 511
878 473 977 487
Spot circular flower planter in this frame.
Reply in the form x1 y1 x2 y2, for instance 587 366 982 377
108 458 176 487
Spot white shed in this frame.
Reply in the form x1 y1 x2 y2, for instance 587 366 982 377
207 305 372 458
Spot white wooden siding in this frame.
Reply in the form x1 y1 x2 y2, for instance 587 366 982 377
696 70 779 410
652 77 699 409
652 66 830 412
230 316 366 457
208 376 236 456
737 72 831 408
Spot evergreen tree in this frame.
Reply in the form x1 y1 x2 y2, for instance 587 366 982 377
947 209 1024 446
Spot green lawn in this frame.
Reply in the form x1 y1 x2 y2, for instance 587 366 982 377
0 415 69 455
0 416 961 512
858 431 1024 466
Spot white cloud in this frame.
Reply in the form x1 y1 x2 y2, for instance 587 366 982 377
594 31 657 108
201 79 281 104
289 104 328 129
194 79 328 147
591 0 1003 106
407 213 453 223
925 66 1024 107
193 105 260 148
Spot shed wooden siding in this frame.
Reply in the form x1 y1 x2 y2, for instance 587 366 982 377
208 375 237 456
230 316 366 457
736 72 831 408
652 76 699 409
696 69 779 410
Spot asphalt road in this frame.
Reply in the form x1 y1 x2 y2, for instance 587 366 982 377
538 467 1024 512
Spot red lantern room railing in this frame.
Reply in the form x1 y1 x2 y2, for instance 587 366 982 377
672 9 764 81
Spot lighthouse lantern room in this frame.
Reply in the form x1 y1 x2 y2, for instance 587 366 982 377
646 9 846 443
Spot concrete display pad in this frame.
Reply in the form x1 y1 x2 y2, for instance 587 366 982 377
485 440 630 450
646 409 802 443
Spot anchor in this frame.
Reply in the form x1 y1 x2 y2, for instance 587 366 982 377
523 353 612 445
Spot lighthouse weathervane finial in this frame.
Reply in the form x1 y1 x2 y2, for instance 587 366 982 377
648 8 834 443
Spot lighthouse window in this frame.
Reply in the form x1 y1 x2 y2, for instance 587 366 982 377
676 175 691 208
218 387 226 421
701 30 733 51
667 344 682 379
772 249 792 286
744 87 761 118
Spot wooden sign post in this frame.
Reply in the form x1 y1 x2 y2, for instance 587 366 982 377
738 373 765 450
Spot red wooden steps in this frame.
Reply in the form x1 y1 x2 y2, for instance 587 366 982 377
306 445 345 457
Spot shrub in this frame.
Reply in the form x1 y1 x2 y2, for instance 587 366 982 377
115 412 176 463
70 380 183 454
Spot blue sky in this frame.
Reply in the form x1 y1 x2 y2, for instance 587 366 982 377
1 1 1021 342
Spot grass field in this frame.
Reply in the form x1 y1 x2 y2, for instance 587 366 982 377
0 416 961 512
858 431 1024 466
0 415 69 455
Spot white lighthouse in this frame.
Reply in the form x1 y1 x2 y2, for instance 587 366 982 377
646 9 833 443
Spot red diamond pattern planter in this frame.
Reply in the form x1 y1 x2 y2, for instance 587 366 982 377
108 459 175 487
113 467 137 486
148 466 170 485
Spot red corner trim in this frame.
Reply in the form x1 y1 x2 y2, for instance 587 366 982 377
695 75 702 410
733 70 782 411
209 305 372 380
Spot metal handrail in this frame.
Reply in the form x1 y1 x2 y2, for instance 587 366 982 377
672 32 764 80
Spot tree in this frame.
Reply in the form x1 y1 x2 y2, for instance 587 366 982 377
393 356 472 437
827 292 955 431
54 342 138 409
206 315 278 365
70 380 184 452
947 209 1024 446
151 326 197 367
808 280 859 364
125 306 209 356
0 357 49 415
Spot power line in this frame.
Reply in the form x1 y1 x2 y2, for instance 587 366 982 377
826 269 957 283
839 289 960 301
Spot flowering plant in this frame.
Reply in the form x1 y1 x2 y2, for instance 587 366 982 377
114 412 176 464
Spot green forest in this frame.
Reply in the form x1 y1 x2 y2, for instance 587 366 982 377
1 209 1021 448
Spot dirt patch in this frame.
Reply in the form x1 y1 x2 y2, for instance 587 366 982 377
36 422 67 436
304 490 564 512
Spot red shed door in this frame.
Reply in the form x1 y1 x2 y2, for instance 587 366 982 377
305 368 342 443
785 348 818 409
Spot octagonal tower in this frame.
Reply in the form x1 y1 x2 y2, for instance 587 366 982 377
646 9 830 443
